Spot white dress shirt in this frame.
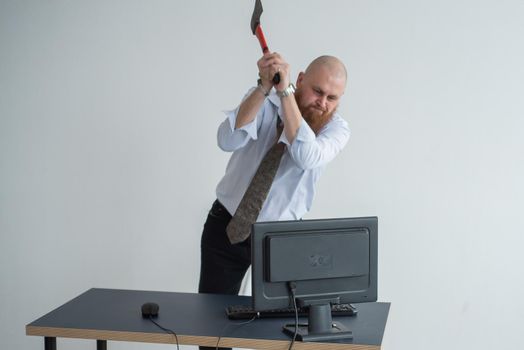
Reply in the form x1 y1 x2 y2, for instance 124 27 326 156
216 87 350 221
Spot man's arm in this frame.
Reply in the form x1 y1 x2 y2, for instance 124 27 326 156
285 117 350 170
279 93 302 143
234 85 267 129
259 52 302 143
235 53 281 129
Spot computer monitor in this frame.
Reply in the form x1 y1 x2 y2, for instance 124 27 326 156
251 216 378 342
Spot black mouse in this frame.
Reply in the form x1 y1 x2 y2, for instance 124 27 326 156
141 302 159 318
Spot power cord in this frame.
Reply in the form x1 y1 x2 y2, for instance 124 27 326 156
148 316 180 350
287 281 298 350
215 314 258 350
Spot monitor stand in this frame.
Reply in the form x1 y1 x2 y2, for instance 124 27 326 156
282 303 353 342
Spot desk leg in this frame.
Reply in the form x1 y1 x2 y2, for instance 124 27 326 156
44 337 56 350
97 340 107 350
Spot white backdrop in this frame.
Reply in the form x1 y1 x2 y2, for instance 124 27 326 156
1 1 524 349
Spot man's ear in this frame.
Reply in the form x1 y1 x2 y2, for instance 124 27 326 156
296 72 305 88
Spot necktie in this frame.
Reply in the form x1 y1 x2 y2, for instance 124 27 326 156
226 118 285 244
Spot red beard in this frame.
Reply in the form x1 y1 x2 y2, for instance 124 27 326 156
295 88 336 135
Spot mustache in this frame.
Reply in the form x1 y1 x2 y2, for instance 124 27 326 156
307 104 327 113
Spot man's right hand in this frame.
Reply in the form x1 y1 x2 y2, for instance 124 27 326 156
257 52 289 93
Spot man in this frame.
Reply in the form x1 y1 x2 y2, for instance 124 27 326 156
199 53 349 297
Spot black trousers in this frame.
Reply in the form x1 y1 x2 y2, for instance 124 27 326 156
198 200 251 350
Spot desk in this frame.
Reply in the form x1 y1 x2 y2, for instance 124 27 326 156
26 288 390 350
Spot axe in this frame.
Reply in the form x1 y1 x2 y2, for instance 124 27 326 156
250 0 281 84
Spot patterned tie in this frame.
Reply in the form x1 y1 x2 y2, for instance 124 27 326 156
226 117 285 244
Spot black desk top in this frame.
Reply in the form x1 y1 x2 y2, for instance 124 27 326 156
27 288 390 349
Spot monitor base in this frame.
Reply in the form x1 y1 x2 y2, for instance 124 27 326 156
282 322 353 342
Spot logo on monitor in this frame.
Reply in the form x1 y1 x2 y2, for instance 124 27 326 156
309 254 332 268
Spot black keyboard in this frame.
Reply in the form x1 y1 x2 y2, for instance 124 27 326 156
226 303 357 320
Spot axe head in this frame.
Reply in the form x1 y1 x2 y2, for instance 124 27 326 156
250 0 263 34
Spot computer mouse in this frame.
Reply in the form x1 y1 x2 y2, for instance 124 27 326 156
141 302 159 318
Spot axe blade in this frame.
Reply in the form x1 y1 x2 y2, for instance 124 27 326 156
250 0 263 34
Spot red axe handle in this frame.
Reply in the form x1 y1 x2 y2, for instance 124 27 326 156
255 25 281 84
255 25 269 53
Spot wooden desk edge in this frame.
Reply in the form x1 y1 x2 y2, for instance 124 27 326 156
26 325 381 350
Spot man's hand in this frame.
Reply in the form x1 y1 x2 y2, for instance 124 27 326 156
257 52 290 93
257 52 301 144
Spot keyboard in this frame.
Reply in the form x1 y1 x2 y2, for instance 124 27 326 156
225 303 357 320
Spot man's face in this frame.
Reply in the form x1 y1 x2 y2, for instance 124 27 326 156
295 66 346 132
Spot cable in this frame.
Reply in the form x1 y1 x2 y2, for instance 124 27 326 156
215 315 258 350
287 281 298 350
148 316 180 350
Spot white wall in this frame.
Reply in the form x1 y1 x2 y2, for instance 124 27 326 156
1 1 523 349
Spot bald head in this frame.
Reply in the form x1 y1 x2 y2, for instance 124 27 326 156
305 55 347 86
294 55 347 134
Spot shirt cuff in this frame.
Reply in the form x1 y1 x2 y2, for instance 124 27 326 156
278 119 316 145
223 107 258 141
